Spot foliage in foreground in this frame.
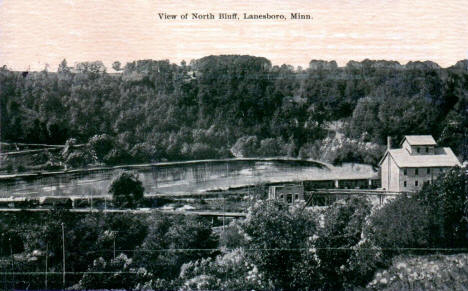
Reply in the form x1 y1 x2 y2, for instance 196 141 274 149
243 200 317 289
368 167 467 251
417 167 468 248
0 168 466 290
367 254 468 291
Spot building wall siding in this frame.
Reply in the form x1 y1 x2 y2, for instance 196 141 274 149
381 159 452 192
400 167 448 192
381 155 389 190
380 154 401 191
389 156 400 191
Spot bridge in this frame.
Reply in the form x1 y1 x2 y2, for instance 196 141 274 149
0 207 247 217
0 188 409 216
303 189 412 206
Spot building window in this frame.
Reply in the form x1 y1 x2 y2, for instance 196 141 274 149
427 168 430 174
415 169 418 176
415 180 419 187
404 181 407 187
404 169 407 175
426 147 429 153
295 194 299 200
417 147 420 153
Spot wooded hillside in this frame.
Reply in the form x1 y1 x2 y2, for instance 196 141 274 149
1 56 466 163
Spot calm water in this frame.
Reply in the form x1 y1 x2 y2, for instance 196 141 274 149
0 160 377 198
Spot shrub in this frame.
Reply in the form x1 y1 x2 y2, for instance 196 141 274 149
257 137 287 157
103 148 132 166
61 138 93 168
75 254 150 290
230 136 258 157
331 141 385 166
32 150 50 165
367 254 468 290
88 134 115 162
64 150 92 168
416 167 468 248
134 214 218 279
129 143 157 163
313 197 372 289
367 195 431 252
61 138 78 160
179 249 267 291
109 172 144 208
242 200 316 289
219 220 247 249
341 239 386 288
187 142 217 160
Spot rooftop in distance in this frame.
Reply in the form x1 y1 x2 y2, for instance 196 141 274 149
400 135 437 146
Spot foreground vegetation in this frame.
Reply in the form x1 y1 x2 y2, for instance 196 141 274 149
368 254 468 290
1 56 467 173
0 167 465 290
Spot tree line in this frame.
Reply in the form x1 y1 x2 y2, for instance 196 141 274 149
1 56 467 167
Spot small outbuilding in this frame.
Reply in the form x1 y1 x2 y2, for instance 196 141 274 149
268 183 304 204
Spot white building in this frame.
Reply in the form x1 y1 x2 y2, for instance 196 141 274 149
379 135 461 192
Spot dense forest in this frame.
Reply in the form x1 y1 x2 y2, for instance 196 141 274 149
0 167 466 290
1 56 467 168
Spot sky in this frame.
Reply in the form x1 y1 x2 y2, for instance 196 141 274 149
0 0 467 71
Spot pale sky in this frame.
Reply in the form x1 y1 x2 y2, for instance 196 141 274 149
0 0 467 71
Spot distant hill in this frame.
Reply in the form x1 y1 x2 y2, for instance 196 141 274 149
1 56 466 166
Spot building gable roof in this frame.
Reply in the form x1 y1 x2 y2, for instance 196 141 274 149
381 147 461 168
400 135 437 146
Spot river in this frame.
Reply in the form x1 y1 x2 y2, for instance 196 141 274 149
0 159 377 198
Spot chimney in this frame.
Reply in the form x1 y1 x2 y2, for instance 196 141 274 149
387 136 391 151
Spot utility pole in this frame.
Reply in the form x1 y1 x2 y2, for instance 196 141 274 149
45 243 48 290
61 223 66 288
9 238 13 289
1 234 5 291
222 195 225 231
